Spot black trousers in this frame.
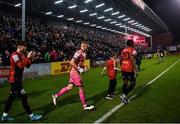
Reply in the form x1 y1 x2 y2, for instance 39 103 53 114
107 79 117 95
4 81 32 115
121 72 136 95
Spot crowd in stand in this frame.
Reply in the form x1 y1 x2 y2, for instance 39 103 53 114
0 15 127 66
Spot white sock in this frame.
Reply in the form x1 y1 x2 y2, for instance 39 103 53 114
29 113 34 118
83 104 87 108
3 112 8 117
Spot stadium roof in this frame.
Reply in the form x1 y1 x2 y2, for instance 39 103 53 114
0 0 169 37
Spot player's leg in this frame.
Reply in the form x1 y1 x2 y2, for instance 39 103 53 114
52 83 74 106
18 89 42 121
122 79 128 95
1 92 16 121
78 87 87 107
1 83 17 121
55 83 73 97
106 80 114 100
127 72 136 95
120 72 129 104
111 79 117 97
78 87 94 110
106 79 116 100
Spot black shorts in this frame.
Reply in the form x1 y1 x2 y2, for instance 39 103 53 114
10 81 26 94
121 71 136 81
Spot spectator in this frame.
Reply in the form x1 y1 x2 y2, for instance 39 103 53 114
0 15 148 63
2 50 10 66
50 48 58 62
44 51 50 63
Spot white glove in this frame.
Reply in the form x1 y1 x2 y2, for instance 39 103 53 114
78 67 84 74
84 66 88 72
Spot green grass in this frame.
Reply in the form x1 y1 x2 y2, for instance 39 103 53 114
0 55 180 123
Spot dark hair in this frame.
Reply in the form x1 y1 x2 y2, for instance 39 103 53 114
126 40 134 47
17 41 27 47
81 40 88 44
110 51 116 57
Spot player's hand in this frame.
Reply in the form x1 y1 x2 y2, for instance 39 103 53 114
84 66 88 72
32 51 36 58
78 67 84 74
27 51 33 59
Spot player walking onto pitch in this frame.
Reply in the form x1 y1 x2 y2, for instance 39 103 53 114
120 40 138 104
101 52 120 100
1 41 42 121
52 40 94 110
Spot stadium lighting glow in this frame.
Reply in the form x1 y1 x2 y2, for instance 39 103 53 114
104 8 113 12
45 12 52 15
84 22 90 25
89 13 97 16
139 25 144 28
142 27 148 30
115 23 122 26
68 4 77 9
90 24 96 27
97 16 105 19
67 18 74 21
102 27 107 30
96 26 102 28
142 26 147 29
76 20 82 23
104 19 112 22
112 11 120 16
111 30 117 32
14 3 21 7
127 27 150 37
80 9 88 13
120 25 126 28
54 0 63 4
95 3 105 8
110 21 117 24
118 15 125 18
85 0 93 4
57 15 64 18
128 20 135 23
106 29 111 31
132 22 139 25
135 24 142 27
123 17 130 21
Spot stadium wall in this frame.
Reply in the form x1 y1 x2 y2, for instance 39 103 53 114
0 60 90 84
152 32 174 47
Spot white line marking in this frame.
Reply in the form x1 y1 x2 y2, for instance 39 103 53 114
94 59 180 124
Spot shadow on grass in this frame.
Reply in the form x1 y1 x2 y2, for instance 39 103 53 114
61 90 108 123
0 89 48 107
11 88 114 122
128 85 151 101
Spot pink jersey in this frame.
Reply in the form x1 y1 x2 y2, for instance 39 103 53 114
71 49 86 73
69 49 86 87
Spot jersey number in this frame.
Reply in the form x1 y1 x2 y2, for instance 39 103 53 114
121 52 130 60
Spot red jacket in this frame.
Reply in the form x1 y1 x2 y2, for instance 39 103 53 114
9 51 31 83
106 59 117 80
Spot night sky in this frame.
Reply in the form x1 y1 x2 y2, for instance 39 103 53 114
143 0 180 43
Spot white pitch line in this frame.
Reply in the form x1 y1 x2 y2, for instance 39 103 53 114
94 59 180 124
